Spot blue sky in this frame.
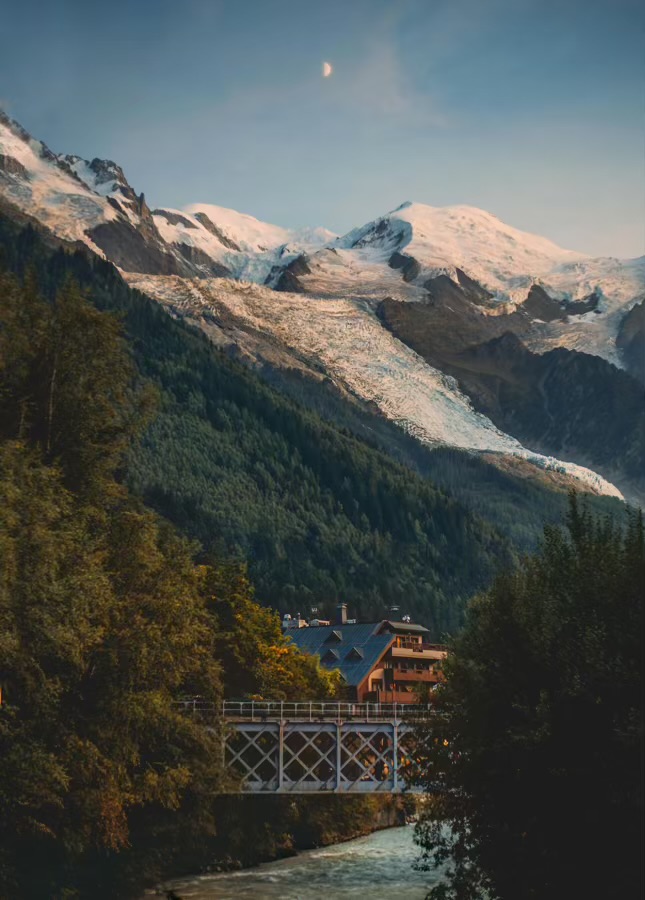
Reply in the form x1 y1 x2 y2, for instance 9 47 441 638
2 0 643 256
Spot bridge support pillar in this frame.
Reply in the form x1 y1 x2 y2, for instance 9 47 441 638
392 720 399 793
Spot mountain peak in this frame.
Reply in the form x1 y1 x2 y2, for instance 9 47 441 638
335 201 588 293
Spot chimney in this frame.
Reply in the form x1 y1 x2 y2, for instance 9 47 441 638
336 602 348 625
389 605 400 620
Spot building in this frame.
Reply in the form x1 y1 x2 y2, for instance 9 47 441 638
285 603 446 703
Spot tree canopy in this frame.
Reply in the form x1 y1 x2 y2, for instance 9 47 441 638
201 561 341 700
0 266 342 897
415 497 644 900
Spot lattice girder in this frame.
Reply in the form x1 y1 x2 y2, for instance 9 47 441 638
223 718 429 793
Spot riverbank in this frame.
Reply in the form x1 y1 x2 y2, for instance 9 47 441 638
147 824 442 899
217 794 416 873
139 794 416 897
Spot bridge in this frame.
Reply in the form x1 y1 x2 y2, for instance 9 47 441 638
177 701 434 794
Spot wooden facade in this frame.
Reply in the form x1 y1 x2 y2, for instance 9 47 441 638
286 611 446 705
358 624 446 702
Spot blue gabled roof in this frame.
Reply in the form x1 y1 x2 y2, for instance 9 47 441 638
286 623 394 686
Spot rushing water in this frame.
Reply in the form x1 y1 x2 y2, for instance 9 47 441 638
158 825 445 899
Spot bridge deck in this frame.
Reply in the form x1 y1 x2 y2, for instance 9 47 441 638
176 700 434 723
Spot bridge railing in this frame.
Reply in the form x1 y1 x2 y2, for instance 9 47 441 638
173 700 433 722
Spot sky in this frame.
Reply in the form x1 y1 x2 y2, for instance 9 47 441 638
1 0 643 257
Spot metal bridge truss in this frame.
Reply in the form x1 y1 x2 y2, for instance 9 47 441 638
224 718 432 793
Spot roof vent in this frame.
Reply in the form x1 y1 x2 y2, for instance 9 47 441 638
323 648 340 662
347 647 364 660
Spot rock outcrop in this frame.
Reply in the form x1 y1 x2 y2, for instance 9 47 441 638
0 154 28 179
617 299 645 384
193 211 242 251
274 253 311 292
378 298 645 504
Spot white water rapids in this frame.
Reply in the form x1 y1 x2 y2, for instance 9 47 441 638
155 824 446 898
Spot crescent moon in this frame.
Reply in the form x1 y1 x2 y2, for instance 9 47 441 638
322 61 333 78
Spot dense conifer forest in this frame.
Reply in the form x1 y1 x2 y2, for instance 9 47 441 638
0 215 623 634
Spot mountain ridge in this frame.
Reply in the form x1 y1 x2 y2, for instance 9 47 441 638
1 110 643 502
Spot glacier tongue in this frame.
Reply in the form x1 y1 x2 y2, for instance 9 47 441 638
125 273 624 501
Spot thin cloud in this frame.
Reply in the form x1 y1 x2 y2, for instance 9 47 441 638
333 39 448 127
115 36 448 171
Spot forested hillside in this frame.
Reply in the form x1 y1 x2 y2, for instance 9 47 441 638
0 264 404 898
258 365 626 552
0 213 625 633
0 214 511 634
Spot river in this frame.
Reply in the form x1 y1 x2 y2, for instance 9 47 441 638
157 825 445 899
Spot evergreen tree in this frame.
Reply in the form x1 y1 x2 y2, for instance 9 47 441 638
415 496 644 900
0 271 224 896
0 253 384 898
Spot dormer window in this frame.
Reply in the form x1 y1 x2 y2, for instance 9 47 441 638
322 648 340 662
346 647 364 660
326 630 343 642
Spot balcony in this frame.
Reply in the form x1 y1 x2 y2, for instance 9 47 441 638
394 639 445 649
391 645 446 661
386 668 441 684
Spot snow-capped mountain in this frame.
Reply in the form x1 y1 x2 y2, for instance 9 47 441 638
293 199 642 307
154 203 335 282
338 200 586 291
0 113 119 248
281 201 644 363
1 111 643 502
0 111 333 280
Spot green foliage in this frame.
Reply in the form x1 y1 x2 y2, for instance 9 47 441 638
0 270 151 499
0 270 227 896
415 496 644 900
201 561 341 700
0 245 397 897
